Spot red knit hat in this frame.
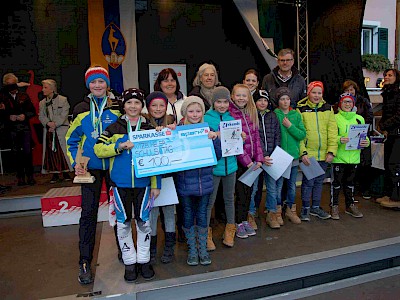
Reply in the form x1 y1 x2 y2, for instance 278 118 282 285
307 81 324 95
85 66 110 88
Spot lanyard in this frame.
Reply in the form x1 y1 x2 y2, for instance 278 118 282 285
90 94 108 133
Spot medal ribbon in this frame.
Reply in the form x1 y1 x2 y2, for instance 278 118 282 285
90 94 108 134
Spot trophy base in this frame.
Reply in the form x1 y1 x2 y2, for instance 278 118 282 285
73 176 96 184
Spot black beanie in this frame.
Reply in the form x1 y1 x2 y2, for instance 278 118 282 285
121 88 145 107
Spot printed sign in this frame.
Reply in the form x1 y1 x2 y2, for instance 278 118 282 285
130 123 217 177
220 120 243 157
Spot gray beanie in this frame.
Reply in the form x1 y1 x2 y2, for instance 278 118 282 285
181 96 206 117
211 86 231 106
275 87 292 101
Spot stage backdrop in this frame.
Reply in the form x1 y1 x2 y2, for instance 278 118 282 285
307 0 368 103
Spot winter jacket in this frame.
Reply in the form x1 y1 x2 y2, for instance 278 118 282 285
1 89 36 132
66 95 121 170
228 101 264 167
94 116 161 189
258 109 281 157
379 84 400 136
333 110 370 164
175 128 222 197
296 97 338 160
274 108 306 159
204 109 238 176
261 66 306 108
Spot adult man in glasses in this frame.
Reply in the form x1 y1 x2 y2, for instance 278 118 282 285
261 48 306 108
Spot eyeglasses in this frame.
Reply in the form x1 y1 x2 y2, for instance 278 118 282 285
342 100 353 104
278 59 294 63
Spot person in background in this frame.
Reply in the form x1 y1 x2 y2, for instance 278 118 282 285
150 68 186 243
330 93 369 219
1 73 36 186
341 80 374 200
189 62 221 111
39 79 73 183
94 88 160 282
243 68 261 98
296 81 337 221
66 66 121 285
376 69 400 208
177 96 222 266
274 87 306 224
261 48 306 108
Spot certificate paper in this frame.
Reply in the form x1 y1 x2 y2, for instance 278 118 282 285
130 123 217 178
261 146 293 181
299 157 325 180
220 120 243 157
238 163 263 187
345 124 370 150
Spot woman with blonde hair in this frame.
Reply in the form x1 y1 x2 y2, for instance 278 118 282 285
39 79 73 183
189 62 221 111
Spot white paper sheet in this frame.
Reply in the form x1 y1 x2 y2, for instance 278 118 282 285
261 146 293 181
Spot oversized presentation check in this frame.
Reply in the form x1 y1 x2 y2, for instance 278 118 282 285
129 123 217 178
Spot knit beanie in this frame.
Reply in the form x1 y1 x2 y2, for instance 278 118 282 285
145 91 168 109
211 86 231 106
307 81 324 95
181 96 205 117
338 92 356 109
275 87 292 101
85 66 110 89
252 89 269 102
121 88 145 107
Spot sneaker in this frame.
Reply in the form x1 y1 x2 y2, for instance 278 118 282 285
331 205 340 220
27 177 36 185
300 207 310 221
236 223 248 239
310 207 331 219
124 264 138 282
63 173 72 181
376 196 390 204
78 260 93 285
242 221 256 236
362 191 372 200
380 199 400 209
17 178 27 186
199 252 212 265
50 174 59 184
139 262 155 280
247 213 258 230
345 204 364 218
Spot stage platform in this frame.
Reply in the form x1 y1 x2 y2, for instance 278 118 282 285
1 181 400 299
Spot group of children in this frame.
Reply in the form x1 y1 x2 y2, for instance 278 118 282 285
68 65 370 284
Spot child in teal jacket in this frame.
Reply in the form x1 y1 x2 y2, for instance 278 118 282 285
204 86 238 248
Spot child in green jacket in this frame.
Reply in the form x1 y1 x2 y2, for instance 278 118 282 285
274 87 306 224
330 93 370 219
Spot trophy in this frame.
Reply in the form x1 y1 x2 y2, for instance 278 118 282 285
73 147 96 183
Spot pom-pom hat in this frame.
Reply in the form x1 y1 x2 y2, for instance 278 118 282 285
85 66 110 88
253 89 269 102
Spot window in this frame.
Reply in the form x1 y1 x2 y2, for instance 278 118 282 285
362 28 373 55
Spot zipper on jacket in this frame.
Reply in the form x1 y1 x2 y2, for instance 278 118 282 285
220 114 228 176
315 107 321 160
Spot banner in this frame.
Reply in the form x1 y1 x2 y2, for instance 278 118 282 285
129 123 217 178
88 0 138 94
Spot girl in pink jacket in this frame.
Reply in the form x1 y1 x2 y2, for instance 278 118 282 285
229 84 264 238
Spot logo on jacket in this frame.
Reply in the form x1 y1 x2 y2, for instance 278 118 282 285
102 23 126 69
